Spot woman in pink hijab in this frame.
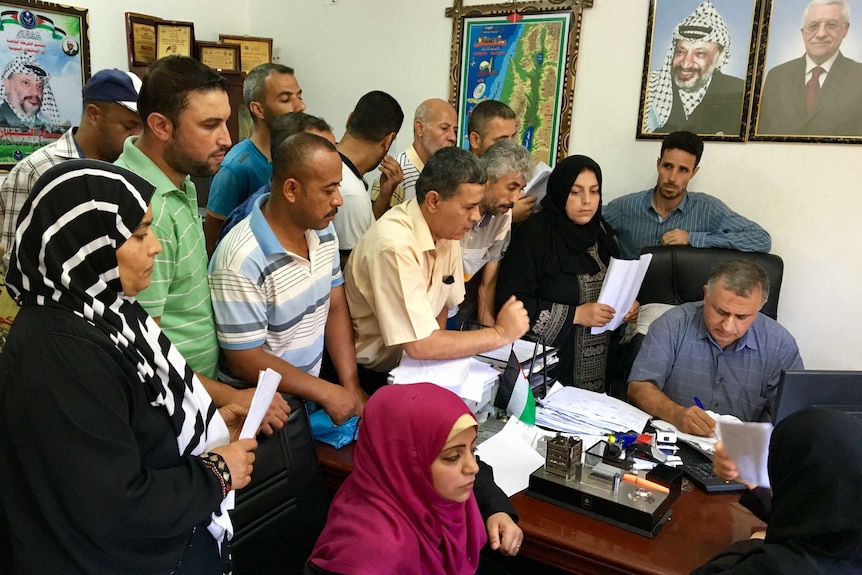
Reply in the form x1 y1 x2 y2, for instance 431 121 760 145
307 383 488 574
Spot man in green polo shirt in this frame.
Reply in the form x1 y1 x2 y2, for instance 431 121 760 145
116 55 289 428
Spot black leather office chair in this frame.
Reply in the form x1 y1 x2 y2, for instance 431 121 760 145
229 394 329 575
606 246 784 400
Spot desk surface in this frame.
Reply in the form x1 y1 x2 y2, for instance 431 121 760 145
316 441 764 575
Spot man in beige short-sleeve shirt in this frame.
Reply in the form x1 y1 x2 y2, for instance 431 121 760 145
344 146 530 386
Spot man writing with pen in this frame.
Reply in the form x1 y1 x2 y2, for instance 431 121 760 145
626 259 803 436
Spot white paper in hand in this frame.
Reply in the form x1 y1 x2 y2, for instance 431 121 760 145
591 254 653 334
718 420 773 487
239 368 282 440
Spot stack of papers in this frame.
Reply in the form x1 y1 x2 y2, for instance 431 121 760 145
391 354 499 405
535 384 651 435
476 338 558 375
477 338 543 365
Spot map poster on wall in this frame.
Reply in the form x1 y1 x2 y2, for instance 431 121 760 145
448 0 590 167
0 0 89 168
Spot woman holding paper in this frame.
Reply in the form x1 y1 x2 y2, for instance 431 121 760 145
693 407 862 574
496 155 638 392
0 161 258 574
307 383 522 574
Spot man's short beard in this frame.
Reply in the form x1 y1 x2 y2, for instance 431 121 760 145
164 138 220 179
674 59 720 93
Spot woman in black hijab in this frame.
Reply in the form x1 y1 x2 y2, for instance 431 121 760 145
496 155 637 392
693 407 862 574
0 160 257 574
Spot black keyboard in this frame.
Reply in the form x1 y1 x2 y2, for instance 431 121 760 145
683 461 746 493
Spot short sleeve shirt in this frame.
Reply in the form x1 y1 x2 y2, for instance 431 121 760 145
115 137 219 378
461 211 511 281
206 138 271 218
209 194 342 380
333 158 371 251
344 199 465 371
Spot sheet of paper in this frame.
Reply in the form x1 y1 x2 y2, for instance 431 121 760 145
591 254 653 334
391 355 497 404
239 368 282 440
391 355 469 385
523 161 552 212
718 420 773 487
652 411 744 454
476 416 546 496
535 385 651 435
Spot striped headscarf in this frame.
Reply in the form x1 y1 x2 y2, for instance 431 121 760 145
643 1 731 132
0 53 60 125
5 160 234 566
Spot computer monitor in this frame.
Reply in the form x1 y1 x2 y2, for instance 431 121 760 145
772 370 862 424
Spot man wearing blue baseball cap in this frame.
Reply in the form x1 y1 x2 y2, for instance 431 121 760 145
0 68 143 271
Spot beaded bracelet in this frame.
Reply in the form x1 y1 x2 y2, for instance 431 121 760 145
199 452 232 498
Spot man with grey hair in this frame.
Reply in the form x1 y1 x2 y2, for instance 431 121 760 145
643 0 744 135
459 138 534 326
204 63 306 256
628 259 803 436
371 97 457 208
344 146 529 383
758 0 862 136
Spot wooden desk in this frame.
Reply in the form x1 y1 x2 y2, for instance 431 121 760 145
316 442 764 575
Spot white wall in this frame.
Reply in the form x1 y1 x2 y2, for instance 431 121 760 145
248 0 861 370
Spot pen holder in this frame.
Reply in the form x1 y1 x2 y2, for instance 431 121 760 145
545 435 582 481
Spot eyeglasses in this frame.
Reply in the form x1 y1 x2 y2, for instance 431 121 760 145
803 20 846 33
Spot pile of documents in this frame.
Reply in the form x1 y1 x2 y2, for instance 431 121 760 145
476 338 558 376
390 354 500 412
535 385 651 436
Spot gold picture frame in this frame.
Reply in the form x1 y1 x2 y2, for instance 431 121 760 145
219 34 273 72
446 0 590 167
125 12 157 68
156 20 195 59
197 41 240 72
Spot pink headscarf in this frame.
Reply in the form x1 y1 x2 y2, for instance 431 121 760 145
308 383 487 574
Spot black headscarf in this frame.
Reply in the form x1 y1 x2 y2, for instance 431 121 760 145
539 155 618 274
5 159 234 557
767 407 862 552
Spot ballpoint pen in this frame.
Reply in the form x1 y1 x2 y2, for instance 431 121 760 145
693 396 718 439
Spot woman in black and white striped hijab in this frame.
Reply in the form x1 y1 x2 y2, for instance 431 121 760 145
0 160 256 574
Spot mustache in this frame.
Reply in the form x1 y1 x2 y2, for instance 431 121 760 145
210 146 230 157
326 208 338 217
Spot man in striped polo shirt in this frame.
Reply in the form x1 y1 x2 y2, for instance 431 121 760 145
603 130 771 259
210 132 365 424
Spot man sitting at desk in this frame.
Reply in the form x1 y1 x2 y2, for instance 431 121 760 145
627 259 803 436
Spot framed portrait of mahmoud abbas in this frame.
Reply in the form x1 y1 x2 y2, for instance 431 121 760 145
637 0 763 141
0 0 89 168
750 0 862 143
